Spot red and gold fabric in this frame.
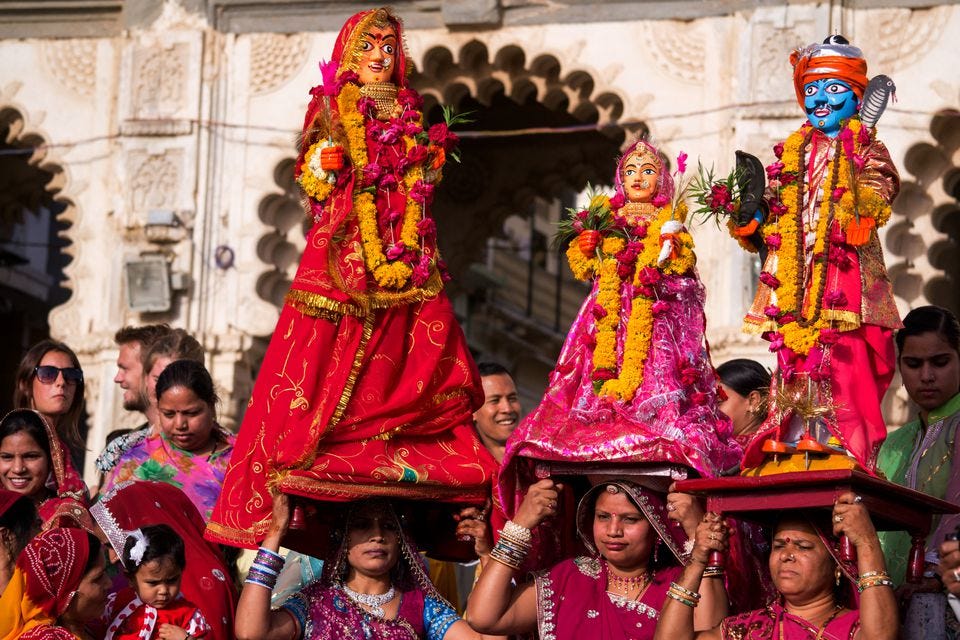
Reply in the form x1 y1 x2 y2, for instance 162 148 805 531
206 8 496 549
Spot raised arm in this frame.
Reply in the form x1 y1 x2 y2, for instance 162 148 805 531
652 513 729 640
234 492 300 640
832 492 897 640
465 479 561 635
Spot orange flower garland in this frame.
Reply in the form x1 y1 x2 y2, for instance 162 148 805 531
762 118 889 356
566 202 696 402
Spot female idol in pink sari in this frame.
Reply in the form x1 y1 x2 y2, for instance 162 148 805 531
499 141 740 553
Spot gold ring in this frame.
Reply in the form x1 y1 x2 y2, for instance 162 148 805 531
833 514 843 523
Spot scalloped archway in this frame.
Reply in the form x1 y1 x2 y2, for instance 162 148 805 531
886 109 960 315
0 104 75 414
411 40 635 279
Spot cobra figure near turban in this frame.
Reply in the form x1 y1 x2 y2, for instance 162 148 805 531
730 36 901 474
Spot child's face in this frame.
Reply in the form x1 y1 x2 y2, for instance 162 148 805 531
133 557 182 608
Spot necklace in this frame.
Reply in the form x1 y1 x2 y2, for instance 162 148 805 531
778 603 842 640
606 563 651 592
341 582 396 617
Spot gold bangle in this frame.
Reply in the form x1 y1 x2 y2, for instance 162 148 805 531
666 590 697 608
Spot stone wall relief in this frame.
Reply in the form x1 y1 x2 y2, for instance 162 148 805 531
742 9 815 116
120 33 203 136
249 32 312 96
38 39 98 100
855 6 952 76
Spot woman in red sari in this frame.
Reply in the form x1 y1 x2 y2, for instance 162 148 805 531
91 480 237 640
207 7 495 549
467 479 728 638
654 493 897 639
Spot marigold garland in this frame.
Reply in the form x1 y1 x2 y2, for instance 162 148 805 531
761 118 889 356
593 259 621 371
299 141 337 203
565 202 697 402
297 79 448 290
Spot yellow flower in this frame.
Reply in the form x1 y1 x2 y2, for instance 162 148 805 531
760 119 882 356
590 194 611 211
602 237 626 255
566 242 597 281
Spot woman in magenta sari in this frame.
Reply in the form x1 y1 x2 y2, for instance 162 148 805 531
467 479 727 638
654 493 897 639
235 493 502 640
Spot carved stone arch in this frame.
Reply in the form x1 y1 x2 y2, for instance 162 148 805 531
254 157 307 310
409 39 639 280
0 103 76 413
887 109 960 315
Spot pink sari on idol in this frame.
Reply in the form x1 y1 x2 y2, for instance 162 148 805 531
500 142 740 525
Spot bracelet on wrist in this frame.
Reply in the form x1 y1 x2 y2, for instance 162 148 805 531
666 590 697 608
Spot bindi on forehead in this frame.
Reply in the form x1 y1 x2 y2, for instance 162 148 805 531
362 29 396 42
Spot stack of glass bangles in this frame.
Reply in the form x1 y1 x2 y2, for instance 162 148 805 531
489 521 532 570
666 582 701 608
857 570 894 592
245 547 285 590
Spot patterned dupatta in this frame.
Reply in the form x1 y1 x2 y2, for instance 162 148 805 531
0 528 91 640
283 501 457 640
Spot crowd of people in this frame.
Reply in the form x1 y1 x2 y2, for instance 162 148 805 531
0 306 958 639
2 7 959 640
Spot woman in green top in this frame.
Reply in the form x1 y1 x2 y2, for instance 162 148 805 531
877 305 960 636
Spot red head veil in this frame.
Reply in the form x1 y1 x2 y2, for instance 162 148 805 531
299 8 410 161
0 528 93 640
92 481 237 640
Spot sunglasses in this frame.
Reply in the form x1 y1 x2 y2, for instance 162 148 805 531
34 365 84 385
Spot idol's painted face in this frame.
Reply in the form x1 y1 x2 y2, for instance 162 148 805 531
803 78 859 137
357 25 397 85
621 154 660 203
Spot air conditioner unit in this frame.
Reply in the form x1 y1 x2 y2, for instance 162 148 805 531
124 256 171 313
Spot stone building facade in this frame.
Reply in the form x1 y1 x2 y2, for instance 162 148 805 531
1 0 958 483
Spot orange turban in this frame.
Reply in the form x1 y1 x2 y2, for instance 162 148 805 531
790 44 868 106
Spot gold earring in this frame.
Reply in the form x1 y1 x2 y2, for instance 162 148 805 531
835 566 842 587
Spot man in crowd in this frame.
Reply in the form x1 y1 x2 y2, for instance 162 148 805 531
473 362 522 464
94 324 170 476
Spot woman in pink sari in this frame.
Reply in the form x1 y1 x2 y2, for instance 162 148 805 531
654 493 897 639
467 479 727 638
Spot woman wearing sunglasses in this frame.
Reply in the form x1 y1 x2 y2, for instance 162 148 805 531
5 340 92 529
13 339 86 462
